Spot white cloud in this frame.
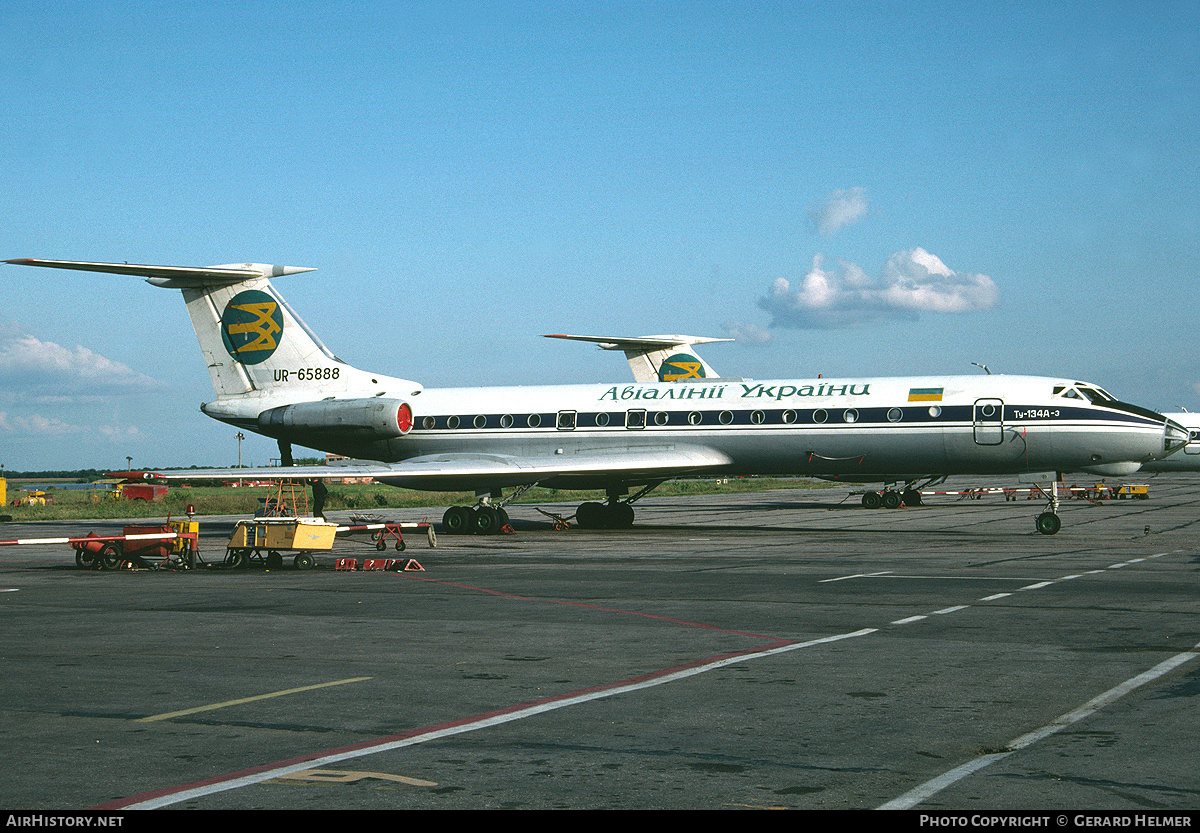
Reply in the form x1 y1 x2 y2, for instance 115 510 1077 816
0 411 78 436
757 248 999 330
810 187 868 236
0 334 162 402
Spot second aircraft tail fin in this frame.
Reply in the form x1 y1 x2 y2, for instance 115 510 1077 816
544 333 732 383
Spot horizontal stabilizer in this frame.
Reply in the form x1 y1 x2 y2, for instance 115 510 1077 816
545 333 730 383
4 258 313 288
545 333 732 351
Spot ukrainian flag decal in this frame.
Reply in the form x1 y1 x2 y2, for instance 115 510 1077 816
908 387 944 402
659 354 706 382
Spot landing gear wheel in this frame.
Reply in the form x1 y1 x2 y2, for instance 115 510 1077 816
1036 512 1062 535
861 492 882 509
470 505 501 535
576 501 605 529
881 490 902 509
606 502 635 529
442 505 470 534
902 489 922 506
294 552 315 570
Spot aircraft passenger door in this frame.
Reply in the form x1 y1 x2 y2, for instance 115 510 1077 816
973 399 1004 445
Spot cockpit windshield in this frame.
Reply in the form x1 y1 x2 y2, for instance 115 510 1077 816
1054 384 1117 404
1077 385 1116 403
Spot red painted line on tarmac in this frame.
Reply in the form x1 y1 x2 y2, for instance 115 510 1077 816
399 572 787 643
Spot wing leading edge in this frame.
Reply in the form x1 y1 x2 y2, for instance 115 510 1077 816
123 446 732 492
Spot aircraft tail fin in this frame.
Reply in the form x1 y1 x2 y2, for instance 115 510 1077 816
4 258 420 399
544 333 731 383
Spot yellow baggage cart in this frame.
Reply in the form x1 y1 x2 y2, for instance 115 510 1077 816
225 518 338 570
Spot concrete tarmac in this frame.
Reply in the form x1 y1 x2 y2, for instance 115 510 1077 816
0 475 1198 812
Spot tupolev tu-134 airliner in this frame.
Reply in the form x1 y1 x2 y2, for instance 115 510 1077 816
6 258 1188 536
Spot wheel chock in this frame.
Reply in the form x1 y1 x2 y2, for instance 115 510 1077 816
362 559 387 571
335 558 358 571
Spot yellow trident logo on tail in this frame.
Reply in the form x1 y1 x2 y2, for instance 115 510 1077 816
659 355 706 382
226 300 281 353
221 289 284 365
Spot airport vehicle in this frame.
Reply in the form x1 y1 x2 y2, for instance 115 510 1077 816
6 258 1188 535
0 522 199 569
225 517 336 570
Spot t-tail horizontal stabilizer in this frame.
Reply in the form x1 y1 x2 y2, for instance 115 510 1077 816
3 258 314 287
545 333 731 383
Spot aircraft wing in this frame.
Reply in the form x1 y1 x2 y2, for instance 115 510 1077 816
119 446 732 492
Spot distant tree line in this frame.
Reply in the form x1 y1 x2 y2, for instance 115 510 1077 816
2 459 328 481
2 469 110 481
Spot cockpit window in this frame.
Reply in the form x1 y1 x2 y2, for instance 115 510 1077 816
1077 385 1116 404
1055 384 1116 404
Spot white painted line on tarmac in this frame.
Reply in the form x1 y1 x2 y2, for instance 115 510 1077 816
819 571 893 583
102 628 879 810
879 642 1200 810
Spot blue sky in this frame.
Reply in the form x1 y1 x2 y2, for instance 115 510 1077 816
1 1 1197 471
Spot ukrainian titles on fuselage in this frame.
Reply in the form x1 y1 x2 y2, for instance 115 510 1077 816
212 370 1177 491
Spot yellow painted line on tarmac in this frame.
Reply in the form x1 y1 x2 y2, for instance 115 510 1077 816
136 677 373 723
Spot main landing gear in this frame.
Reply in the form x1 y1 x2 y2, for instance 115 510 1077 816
861 479 931 509
572 482 661 530
574 500 635 529
441 503 510 535
860 487 923 509
439 482 658 535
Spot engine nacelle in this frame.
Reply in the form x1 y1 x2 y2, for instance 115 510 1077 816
258 398 413 438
